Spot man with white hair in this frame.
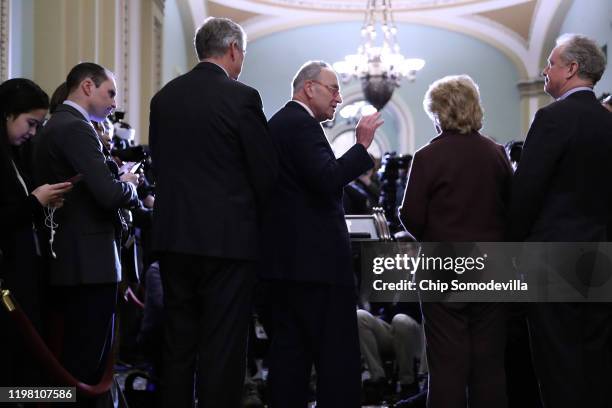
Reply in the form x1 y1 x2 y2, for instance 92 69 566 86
510 34 612 408
260 61 383 407
149 17 277 407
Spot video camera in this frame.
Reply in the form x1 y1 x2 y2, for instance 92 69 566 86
111 145 149 163
377 152 412 233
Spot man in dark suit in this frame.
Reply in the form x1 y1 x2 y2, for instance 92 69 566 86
149 17 278 408
32 62 139 404
509 34 612 408
260 60 383 407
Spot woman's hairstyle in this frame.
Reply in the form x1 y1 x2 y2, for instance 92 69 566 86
423 74 483 134
0 78 49 175
0 78 49 121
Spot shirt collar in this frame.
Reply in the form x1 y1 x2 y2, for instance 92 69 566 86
291 100 315 118
63 100 91 121
556 86 594 101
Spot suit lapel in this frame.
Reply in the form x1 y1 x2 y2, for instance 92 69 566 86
285 101 335 155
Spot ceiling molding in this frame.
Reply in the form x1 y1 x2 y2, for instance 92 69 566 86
247 0 478 13
176 0 199 65
529 0 573 75
475 0 536 42
0 0 9 81
421 0 537 16
210 0 536 15
242 12 531 78
187 0 573 80
207 2 263 23
186 0 207 31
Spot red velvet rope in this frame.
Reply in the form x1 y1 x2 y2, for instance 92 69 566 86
2 291 115 397
124 286 145 309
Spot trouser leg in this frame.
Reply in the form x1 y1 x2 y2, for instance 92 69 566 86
391 313 421 385
357 309 393 381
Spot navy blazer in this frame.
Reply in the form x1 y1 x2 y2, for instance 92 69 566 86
260 101 373 286
509 90 612 242
32 104 138 285
149 62 278 260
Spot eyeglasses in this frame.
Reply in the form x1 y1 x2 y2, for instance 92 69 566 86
310 80 341 97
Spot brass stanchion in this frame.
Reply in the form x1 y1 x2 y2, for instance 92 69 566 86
1 280 16 312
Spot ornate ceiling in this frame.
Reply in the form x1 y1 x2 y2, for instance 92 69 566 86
179 0 574 79
246 0 481 12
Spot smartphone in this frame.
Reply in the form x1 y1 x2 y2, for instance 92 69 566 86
129 161 144 174
66 174 84 184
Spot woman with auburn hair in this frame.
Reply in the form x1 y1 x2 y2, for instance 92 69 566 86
0 78 72 386
398 75 512 408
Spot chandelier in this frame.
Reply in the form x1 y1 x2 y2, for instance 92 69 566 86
333 0 425 110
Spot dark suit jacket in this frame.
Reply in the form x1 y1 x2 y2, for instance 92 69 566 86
399 130 512 242
260 101 373 286
149 62 278 260
32 104 138 285
509 90 612 242
0 151 43 269
0 149 44 309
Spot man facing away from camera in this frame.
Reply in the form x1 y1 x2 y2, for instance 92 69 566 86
260 60 383 407
509 34 612 408
149 17 278 408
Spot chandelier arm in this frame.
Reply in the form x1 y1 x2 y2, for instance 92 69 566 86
382 0 388 28
332 0 425 110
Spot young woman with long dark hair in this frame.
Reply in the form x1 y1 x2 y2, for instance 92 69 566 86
0 78 72 386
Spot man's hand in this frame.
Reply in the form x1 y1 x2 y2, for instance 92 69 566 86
143 194 155 209
120 172 140 187
355 112 384 149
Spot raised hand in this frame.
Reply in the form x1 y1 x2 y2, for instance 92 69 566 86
355 112 384 149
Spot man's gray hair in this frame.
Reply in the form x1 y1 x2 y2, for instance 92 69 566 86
292 61 333 94
194 17 246 60
556 34 607 85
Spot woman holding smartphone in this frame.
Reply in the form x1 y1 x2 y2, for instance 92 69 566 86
0 78 72 386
